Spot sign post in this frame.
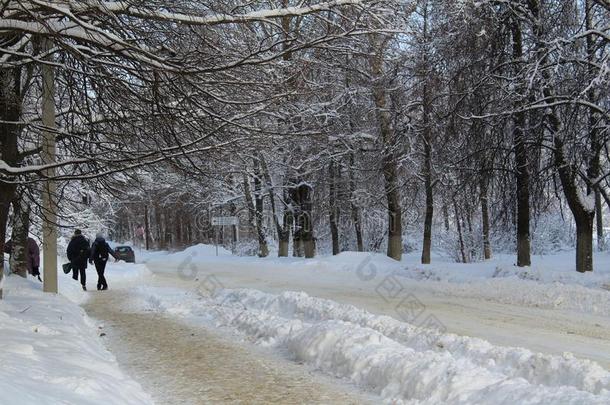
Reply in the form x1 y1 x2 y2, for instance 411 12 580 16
211 217 238 255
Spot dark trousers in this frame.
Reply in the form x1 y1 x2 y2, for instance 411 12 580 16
94 260 108 290
72 263 87 286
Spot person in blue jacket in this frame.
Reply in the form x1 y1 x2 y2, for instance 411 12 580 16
89 233 118 291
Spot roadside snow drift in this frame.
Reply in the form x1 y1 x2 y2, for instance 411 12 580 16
0 277 152 405
129 285 610 405
144 248 610 316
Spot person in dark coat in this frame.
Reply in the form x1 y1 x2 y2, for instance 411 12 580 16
4 238 41 281
66 229 90 291
89 233 118 291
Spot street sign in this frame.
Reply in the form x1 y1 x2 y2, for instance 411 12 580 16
211 216 239 256
211 216 238 226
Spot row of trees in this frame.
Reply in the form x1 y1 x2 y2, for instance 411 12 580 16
112 0 608 272
0 0 386 296
1 0 608 300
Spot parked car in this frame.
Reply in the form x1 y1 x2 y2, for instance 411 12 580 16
114 245 136 263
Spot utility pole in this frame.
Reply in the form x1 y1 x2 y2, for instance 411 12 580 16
41 37 58 293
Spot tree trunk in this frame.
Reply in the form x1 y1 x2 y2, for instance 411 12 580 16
144 204 150 250
253 162 269 257
174 207 182 249
554 136 595 273
596 191 604 251
586 1 604 253
421 164 433 264
229 202 237 247
260 156 290 257
349 154 364 252
373 82 401 259
465 200 475 262
385 168 402 261
243 173 268 257
279 206 292 257
298 183 315 258
454 200 467 263
421 99 433 264
154 203 163 249
369 35 402 261
0 58 23 298
0 183 16 300
292 223 303 257
527 0 595 273
480 176 492 260
0 200 10 298
329 160 340 255
164 208 172 248
511 20 531 267
420 0 433 265
576 217 594 273
9 193 30 278
278 214 291 256
442 203 450 232
290 184 303 257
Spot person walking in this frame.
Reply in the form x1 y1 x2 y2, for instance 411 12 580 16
67 229 90 291
89 233 118 291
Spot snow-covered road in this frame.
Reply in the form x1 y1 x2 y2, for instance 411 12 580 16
76 245 610 404
123 277 610 404
143 251 610 370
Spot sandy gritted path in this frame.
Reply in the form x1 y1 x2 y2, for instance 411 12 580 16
83 289 372 405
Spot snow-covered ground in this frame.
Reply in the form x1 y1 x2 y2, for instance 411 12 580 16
3 244 610 404
142 245 610 315
0 258 152 405
129 285 610 404
141 246 610 366
134 244 610 404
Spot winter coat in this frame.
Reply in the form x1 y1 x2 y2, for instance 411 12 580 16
67 235 90 267
90 237 117 263
4 238 40 274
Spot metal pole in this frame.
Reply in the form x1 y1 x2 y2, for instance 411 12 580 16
41 37 57 293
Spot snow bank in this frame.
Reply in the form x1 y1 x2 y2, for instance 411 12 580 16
409 277 610 316
145 245 399 273
399 252 610 289
71 243 610 288
392 252 610 316
0 277 152 405
142 244 231 266
129 285 610 404
143 247 610 316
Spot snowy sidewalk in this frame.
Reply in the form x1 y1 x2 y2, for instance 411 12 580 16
83 287 373 404
0 276 151 405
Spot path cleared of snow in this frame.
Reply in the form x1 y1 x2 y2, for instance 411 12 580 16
84 286 374 404
129 284 610 404
0 276 151 405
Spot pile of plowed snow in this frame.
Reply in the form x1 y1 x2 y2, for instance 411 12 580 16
129 285 610 404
